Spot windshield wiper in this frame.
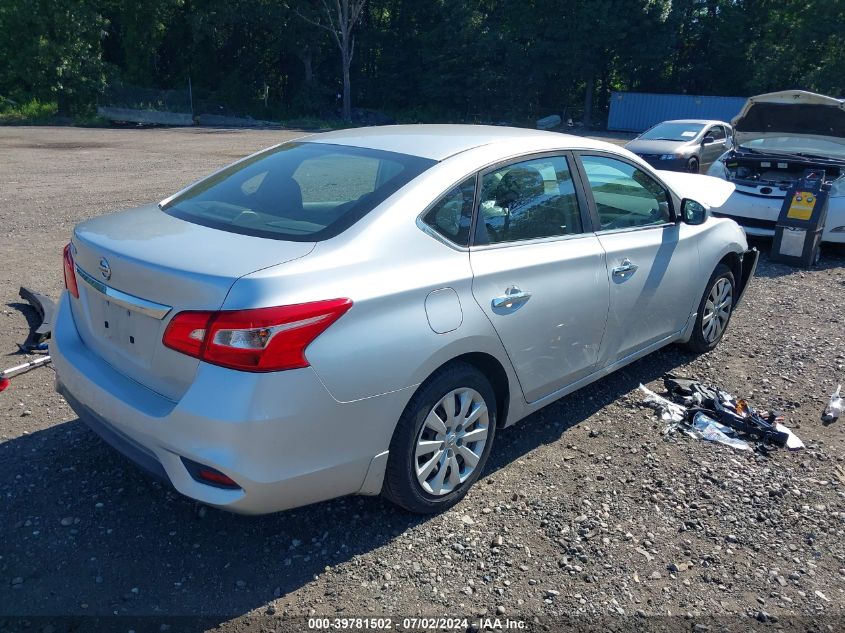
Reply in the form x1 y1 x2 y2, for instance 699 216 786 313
787 151 845 163
736 147 787 157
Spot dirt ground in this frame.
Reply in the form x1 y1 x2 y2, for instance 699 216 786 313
0 126 843 633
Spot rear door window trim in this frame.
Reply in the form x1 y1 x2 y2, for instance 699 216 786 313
468 150 593 249
415 173 480 250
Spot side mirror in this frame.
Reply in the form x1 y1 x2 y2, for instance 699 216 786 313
702 136 715 145
681 199 708 225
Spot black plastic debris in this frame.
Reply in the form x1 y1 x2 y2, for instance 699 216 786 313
18 286 55 352
640 375 804 453
0 287 54 393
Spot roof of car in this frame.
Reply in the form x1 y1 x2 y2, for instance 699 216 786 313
304 124 613 161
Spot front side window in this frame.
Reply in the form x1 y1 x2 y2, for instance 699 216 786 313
708 126 726 141
422 177 476 246
580 155 671 230
476 155 582 245
162 143 435 241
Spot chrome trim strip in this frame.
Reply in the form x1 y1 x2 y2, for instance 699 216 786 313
75 265 172 320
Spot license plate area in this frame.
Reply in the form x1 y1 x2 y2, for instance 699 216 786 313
87 295 161 364
75 265 172 367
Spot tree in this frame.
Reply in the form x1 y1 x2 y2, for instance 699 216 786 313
0 0 106 115
293 0 367 121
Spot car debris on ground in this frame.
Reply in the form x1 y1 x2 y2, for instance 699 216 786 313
640 375 804 453
822 384 843 423
17 286 54 353
0 287 54 393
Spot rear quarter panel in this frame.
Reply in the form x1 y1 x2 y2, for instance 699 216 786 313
222 156 521 408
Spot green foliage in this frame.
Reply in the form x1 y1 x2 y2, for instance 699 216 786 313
0 0 106 115
290 82 336 116
0 0 842 125
0 98 58 124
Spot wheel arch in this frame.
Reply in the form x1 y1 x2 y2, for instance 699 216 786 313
689 155 700 171
719 250 742 283
450 352 511 429
411 352 512 430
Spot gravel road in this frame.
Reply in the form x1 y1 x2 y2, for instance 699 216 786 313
0 127 843 632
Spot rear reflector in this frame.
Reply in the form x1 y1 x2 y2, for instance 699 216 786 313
198 469 239 488
181 457 241 489
63 243 79 298
163 298 352 372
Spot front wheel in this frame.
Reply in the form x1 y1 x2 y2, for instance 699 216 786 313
686 264 735 353
382 363 496 514
686 156 700 173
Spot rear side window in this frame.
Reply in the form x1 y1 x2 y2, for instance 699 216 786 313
475 155 583 245
161 143 435 241
422 177 476 246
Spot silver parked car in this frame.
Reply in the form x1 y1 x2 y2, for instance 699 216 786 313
707 90 845 243
53 125 757 514
625 119 734 173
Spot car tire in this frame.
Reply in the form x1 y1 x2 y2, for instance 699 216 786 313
687 156 700 173
686 264 735 353
382 363 497 514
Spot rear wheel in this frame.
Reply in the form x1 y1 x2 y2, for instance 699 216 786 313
686 264 735 353
687 156 700 173
382 363 496 513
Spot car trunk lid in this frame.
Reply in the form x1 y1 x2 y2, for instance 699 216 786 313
69 204 315 400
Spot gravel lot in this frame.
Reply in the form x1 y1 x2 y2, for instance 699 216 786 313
1 126 844 632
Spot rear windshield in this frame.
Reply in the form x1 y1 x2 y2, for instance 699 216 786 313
639 122 705 142
161 142 435 241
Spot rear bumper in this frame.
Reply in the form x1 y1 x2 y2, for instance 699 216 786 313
51 292 408 514
60 386 171 485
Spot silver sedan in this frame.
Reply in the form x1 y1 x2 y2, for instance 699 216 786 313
625 119 733 173
52 125 757 514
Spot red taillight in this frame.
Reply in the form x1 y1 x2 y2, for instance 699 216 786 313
161 311 212 358
162 298 352 372
63 243 79 298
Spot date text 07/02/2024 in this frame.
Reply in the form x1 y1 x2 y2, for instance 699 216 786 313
307 617 527 630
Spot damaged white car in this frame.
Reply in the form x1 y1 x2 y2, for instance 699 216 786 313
707 90 845 243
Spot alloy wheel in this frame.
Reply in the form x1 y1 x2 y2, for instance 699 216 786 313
414 388 490 496
702 277 733 343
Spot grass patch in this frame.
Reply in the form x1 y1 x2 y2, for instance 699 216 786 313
0 98 58 124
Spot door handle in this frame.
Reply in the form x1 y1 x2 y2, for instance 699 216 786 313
612 258 638 278
492 286 531 310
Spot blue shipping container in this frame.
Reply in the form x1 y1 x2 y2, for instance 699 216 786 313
607 91 748 132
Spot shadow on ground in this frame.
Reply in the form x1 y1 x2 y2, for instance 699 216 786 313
0 344 693 627
749 238 845 279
